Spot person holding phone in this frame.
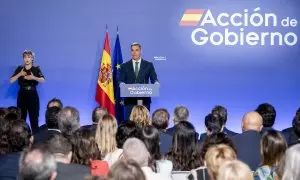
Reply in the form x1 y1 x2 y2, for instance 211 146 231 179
9 50 45 133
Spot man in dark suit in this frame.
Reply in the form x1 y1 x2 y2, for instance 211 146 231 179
0 120 32 180
81 107 107 132
34 106 61 145
282 107 300 144
45 135 90 180
118 42 159 120
199 105 238 142
166 105 199 139
151 108 173 154
232 111 263 171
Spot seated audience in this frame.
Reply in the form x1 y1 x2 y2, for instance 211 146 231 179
141 125 173 179
200 105 237 142
95 114 122 167
254 130 287 180
205 144 237 180
287 112 300 147
281 107 300 144
279 144 300 180
0 119 32 179
82 107 107 131
232 111 263 170
166 121 201 171
116 121 141 149
39 98 64 132
218 160 253 180
166 105 199 139
46 135 90 180
151 108 173 154
58 106 81 138
107 159 146 180
0 107 8 119
130 105 151 127
123 138 165 180
0 116 10 155
34 106 61 144
255 103 277 134
19 146 57 180
71 128 108 176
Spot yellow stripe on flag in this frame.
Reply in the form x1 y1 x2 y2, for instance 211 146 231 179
181 14 202 22
98 50 115 104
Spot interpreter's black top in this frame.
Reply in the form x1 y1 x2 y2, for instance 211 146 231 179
11 65 44 87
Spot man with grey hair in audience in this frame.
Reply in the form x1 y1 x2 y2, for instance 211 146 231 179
123 138 165 180
19 146 57 180
166 105 199 139
58 106 80 138
81 107 107 132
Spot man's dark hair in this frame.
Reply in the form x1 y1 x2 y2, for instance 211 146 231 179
92 107 108 124
0 107 8 119
255 103 276 127
205 114 223 134
8 120 31 152
19 146 56 180
211 105 227 125
45 107 60 129
7 106 22 119
116 121 141 148
293 113 300 137
131 42 142 50
47 98 63 109
58 106 80 138
152 108 170 130
46 135 72 155
0 117 10 154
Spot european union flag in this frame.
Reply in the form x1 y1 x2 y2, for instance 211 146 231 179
113 30 125 123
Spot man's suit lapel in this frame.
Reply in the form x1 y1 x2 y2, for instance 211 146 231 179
128 60 136 82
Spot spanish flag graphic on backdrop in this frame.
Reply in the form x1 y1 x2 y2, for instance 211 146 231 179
95 31 115 115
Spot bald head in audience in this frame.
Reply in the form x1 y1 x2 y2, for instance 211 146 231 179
242 112 263 132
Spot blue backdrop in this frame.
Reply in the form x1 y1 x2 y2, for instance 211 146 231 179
1 0 299 133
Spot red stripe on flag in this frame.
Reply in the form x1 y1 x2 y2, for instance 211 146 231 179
104 32 111 55
95 85 115 115
184 9 204 14
179 21 199 26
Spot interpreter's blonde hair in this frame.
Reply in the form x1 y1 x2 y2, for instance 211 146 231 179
129 105 150 127
217 160 253 180
205 144 237 180
95 114 118 157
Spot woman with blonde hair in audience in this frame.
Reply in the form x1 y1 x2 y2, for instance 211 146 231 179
254 130 287 180
129 105 150 127
95 114 122 167
205 144 237 180
218 160 253 180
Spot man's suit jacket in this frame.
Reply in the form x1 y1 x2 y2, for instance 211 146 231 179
56 162 90 180
281 127 293 144
199 127 238 143
166 126 199 140
118 59 158 105
232 130 261 171
34 129 61 145
0 152 21 180
159 130 173 154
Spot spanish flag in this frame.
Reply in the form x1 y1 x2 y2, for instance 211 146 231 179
95 31 115 115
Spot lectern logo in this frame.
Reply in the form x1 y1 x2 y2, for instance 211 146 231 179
99 64 113 87
179 7 298 46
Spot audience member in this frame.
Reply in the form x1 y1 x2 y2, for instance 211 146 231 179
58 106 80 138
123 138 165 180
82 107 108 132
166 121 201 171
95 114 122 167
46 135 90 180
218 160 253 180
151 108 172 154
280 144 300 180
116 121 141 149
34 106 61 144
130 105 151 127
107 159 146 180
255 103 277 134
205 144 237 180
166 105 199 139
255 130 287 179
19 146 57 180
281 107 300 144
232 111 263 170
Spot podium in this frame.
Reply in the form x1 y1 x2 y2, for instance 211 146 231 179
120 84 160 105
